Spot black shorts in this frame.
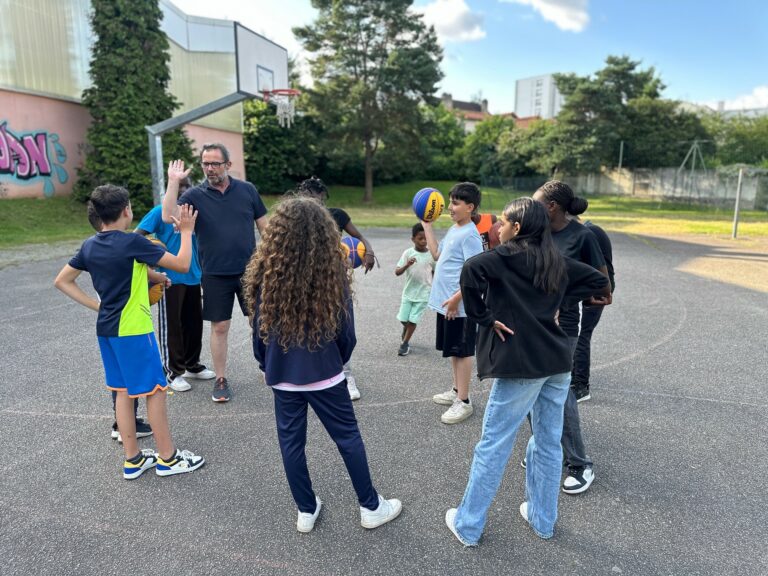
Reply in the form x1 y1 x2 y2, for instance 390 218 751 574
201 274 248 322
435 313 476 358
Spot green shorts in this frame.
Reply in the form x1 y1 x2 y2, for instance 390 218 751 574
397 299 428 325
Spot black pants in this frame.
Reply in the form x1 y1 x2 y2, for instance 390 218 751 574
157 283 204 380
571 305 604 389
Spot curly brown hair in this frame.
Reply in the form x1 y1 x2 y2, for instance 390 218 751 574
243 196 352 351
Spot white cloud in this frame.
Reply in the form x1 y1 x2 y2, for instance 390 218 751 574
417 0 486 43
502 0 589 32
714 85 768 110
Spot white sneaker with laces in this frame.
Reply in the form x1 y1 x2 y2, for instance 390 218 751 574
441 398 473 424
347 379 361 401
432 388 457 406
183 368 215 380
297 497 322 533
360 495 402 529
169 376 192 392
156 449 205 477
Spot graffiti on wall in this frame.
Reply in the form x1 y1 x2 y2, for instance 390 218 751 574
0 122 68 197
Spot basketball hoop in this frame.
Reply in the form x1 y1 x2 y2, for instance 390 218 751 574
262 89 301 128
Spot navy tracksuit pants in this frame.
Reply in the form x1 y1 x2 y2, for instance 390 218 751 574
272 380 379 513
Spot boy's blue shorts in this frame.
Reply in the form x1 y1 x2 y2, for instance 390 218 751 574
98 333 167 398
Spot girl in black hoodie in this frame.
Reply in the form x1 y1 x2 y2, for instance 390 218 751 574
445 198 609 545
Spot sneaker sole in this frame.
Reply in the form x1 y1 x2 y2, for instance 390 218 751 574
156 458 206 477
562 474 594 495
123 461 157 480
432 397 456 406
183 372 216 380
576 394 591 403
212 396 231 402
361 501 402 529
297 500 322 533
170 384 192 392
397 349 410 356
441 407 474 424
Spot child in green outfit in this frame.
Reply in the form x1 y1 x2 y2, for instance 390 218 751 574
394 223 436 356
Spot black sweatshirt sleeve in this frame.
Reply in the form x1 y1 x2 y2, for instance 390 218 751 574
562 257 610 303
460 256 496 327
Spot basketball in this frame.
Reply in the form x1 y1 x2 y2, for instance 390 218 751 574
148 237 167 305
412 187 445 222
341 236 366 268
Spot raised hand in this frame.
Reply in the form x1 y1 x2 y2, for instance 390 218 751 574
167 159 192 182
172 204 198 233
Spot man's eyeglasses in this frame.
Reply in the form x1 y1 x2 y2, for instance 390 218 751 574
201 161 227 168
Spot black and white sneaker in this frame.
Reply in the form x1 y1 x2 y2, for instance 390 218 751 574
573 385 591 403
562 467 595 494
397 342 410 356
112 418 153 443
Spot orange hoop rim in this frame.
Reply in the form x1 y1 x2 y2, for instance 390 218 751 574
262 88 301 101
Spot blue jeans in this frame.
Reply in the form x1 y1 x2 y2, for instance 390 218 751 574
454 372 571 543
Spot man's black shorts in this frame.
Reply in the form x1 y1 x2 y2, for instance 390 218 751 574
201 274 248 322
435 313 476 358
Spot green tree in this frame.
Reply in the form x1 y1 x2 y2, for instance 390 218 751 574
550 55 664 172
420 104 466 180
294 0 443 202
74 0 195 216
242 99 319 193
705 115 768 167
459 115 516 182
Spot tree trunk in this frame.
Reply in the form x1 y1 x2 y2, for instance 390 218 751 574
363 142 374 203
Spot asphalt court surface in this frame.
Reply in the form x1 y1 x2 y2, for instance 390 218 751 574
1 229 766 576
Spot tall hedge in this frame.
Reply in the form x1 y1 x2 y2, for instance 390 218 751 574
74 0 195 216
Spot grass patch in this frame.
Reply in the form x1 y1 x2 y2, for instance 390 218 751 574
0 196 95 248
1 183 766 248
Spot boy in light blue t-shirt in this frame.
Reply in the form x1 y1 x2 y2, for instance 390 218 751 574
422 182 484 425
394 223 436 357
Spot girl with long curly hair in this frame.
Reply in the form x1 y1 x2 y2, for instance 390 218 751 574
244 196 401 534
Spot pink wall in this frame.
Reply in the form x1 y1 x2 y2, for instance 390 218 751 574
0 89 245 199
0 90 90 199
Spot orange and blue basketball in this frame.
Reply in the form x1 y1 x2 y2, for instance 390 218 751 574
341 236 366 268
412 187 445 222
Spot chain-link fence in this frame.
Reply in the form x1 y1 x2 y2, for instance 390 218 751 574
483 168 768 211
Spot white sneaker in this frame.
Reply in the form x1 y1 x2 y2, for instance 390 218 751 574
445 508 475 547
441 398 473 424
562 467 595 494
169 376 192 392
347 380 361 401
156 449 205 477
297 497 322 533
360 495 402 529
432 388 457 406
183 368 215 380
519 501 529 522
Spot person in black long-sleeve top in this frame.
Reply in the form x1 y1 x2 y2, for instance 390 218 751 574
572 220 616 402
444 197 609 546
532 180 612 495
243 196 401 534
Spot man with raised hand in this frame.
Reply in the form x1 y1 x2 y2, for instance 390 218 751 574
162 144 268 403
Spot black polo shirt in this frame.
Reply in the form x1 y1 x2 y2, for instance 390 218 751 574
178 177 267 275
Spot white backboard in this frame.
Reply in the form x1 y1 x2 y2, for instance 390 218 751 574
235 22 289 96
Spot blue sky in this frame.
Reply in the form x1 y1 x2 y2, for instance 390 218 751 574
172 0 768 114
